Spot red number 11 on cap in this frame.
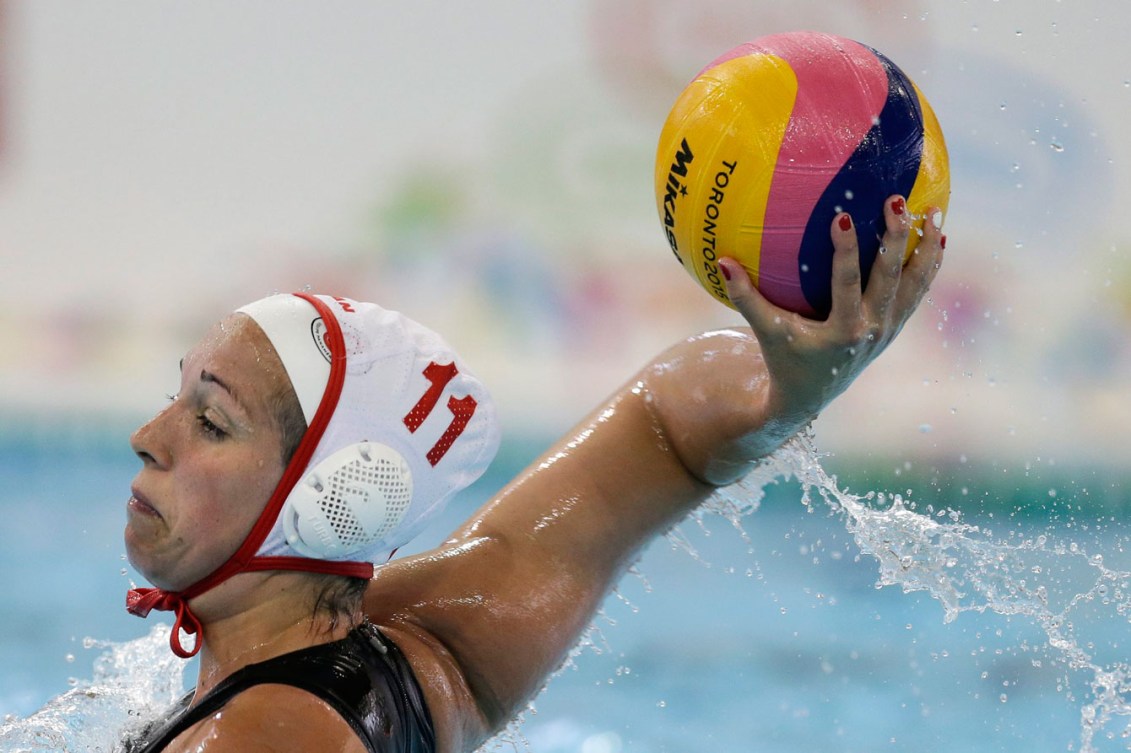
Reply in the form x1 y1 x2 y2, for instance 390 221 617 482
403 361 478 466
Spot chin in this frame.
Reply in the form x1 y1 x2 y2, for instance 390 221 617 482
123 535 177 591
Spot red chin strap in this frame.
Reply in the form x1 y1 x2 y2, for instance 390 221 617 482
126 293 375 659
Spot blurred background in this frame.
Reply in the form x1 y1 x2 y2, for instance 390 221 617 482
2 1 1130 751
3 0 1131 470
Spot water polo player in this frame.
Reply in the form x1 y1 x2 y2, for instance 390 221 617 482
122 197 944 752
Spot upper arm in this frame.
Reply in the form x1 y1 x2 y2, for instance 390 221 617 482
365 328 775 750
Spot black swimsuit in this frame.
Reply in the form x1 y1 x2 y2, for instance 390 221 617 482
124 623 435 753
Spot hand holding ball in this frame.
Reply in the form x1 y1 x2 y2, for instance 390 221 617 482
655 31 949 318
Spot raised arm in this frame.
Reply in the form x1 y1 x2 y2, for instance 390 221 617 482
366 198 945 752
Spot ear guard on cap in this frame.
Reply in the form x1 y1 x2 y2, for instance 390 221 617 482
281 441 415 560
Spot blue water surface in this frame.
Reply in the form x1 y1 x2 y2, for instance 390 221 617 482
1 427 1127 752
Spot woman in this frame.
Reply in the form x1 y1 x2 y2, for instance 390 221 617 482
124 197 944 752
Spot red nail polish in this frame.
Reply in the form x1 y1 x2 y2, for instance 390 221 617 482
838 214 852 232
720 262 732 281
891 197 906 216
941 234 947 250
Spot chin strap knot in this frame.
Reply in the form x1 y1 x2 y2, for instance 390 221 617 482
126 587 203 659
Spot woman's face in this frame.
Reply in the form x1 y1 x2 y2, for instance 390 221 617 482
125 314 291 591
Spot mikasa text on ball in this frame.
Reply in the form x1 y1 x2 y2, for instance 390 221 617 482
655 31 950 318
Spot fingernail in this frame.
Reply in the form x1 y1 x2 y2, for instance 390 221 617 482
891 197 906 216
941 234 947 250
720 262 732 281
838 214 852 231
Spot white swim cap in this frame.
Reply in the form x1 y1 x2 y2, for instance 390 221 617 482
237 293 501 565
129 291 500 657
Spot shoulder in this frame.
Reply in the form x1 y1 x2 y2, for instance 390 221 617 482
162 684 368 753
373 618 486 752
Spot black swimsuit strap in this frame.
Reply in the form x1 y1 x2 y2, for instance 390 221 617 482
125 623 435 753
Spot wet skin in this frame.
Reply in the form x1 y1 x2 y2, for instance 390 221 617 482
126 315 288 593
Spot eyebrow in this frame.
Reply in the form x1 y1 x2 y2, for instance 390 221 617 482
200 369 238 401
178 359 249 416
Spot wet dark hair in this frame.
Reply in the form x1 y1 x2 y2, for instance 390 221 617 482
269 379 369 625
268 380 308 468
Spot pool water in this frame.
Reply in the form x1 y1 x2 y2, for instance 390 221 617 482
1 430 1128 752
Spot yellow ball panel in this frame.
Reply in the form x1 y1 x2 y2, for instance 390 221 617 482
902 82 952 261
655 54 799 309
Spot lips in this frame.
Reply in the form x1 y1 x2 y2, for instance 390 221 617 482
128 486 162 519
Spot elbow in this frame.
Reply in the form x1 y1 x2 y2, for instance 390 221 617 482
637 330 785 486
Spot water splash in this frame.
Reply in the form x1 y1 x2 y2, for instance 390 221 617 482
0 625 187 753
693 429 1131 752
481 430 1131 750
7 434 1129 752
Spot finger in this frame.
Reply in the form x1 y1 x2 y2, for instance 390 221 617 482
895 206 946 315
826 212 863 326
863 195 911 316
719 257 793 340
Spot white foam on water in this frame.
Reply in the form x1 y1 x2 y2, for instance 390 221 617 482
0 624 187 753
474 428 1131 752
698 429 1131 752
7 432 1129 752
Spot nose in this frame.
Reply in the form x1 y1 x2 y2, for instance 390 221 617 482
130 402 175 468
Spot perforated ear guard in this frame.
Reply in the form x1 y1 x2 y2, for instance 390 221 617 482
281 441 415 559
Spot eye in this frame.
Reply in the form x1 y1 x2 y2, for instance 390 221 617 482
197 413 228 440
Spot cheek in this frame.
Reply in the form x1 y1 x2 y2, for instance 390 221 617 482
230 457 284 511
190 454 285 541
247 454 287 500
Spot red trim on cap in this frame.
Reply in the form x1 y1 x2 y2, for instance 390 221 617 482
180 293 348 601
243 556 375 579
127 293 375 658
